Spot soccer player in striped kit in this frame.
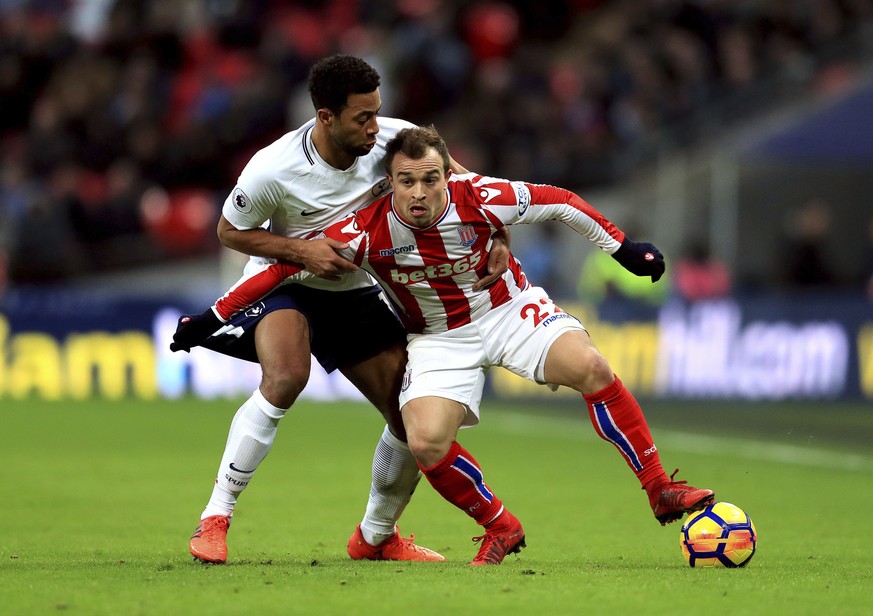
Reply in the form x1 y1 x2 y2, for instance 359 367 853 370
170 56 512 565
178 125 715 565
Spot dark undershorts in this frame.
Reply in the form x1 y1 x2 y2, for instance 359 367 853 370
200 284 406 373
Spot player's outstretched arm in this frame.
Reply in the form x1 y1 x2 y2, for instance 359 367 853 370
508 183 665 283
214 262 305 321
169 261 306 353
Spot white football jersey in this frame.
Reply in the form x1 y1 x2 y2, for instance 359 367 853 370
221 116 416 291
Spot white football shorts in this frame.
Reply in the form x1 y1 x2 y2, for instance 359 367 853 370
398 286 586 427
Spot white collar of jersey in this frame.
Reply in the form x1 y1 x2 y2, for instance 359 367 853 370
389 187 451 231
304 126 360 173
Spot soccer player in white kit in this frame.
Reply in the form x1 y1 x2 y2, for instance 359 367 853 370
187 126 716 565
170 56 510 564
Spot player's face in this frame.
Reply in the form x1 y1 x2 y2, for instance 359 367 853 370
329 90 381 158
389 149 449 228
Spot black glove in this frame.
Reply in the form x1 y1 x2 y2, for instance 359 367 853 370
169 309 223 352
611 238 666 282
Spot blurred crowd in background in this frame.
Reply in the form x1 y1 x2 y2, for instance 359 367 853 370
2 0 872 299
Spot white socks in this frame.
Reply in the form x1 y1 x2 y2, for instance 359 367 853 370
359 425 422 546
200 393 421 547
201 389 287 519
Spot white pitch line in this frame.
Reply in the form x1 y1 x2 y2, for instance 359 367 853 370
485 410 873 473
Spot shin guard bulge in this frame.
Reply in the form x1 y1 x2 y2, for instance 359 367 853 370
201 389 286 518
583 375 667 491
359 426 423 545
420 441 503 526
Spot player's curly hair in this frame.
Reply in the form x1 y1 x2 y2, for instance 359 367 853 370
308 55 381 115
384 125 451 175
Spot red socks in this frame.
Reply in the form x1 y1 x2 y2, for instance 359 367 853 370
420 377 667 519
583 375 669 497
419 441 504 526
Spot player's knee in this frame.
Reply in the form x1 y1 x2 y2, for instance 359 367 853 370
406 431 451 469
589 350 614 384
574 347 614 394
260 365 309 408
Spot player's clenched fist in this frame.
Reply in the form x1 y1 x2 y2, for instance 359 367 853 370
611 238 666 282
169 309 223 352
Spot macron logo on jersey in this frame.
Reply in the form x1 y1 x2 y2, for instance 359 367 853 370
379 244 416 257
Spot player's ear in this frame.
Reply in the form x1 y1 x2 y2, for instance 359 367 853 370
316 108 333 126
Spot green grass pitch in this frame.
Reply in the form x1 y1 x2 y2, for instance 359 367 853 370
2 397 871 615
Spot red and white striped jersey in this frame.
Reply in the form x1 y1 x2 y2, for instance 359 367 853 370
214 173 626 334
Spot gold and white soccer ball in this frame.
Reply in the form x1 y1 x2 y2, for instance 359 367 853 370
680 501 757 568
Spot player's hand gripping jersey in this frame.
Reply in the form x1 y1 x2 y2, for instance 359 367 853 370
210 173 659 335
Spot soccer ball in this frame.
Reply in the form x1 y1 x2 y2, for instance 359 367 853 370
680 502 757 568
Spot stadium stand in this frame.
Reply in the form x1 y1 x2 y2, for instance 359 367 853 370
1 0 872 288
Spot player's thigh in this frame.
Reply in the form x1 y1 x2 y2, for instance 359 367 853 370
401 395 467 465
299 285 407 374
339 342 406 412
255 309 312 402
542 329 613 393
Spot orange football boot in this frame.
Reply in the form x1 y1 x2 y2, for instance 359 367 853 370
347 525 445 561
190 515 231 563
